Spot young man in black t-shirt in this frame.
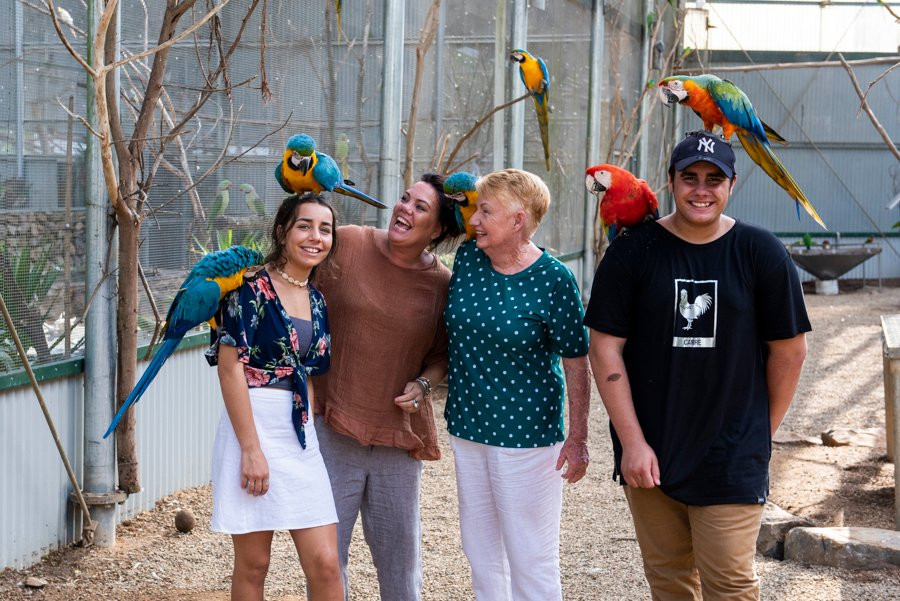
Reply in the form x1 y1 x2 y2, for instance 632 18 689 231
584 131 810 601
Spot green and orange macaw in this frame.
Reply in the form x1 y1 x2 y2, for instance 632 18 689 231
443 171 478 240
657 74 825 229
510 49 551 171
104 245 264 438
275 133 386 208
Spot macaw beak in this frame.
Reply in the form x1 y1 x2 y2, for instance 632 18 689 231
592 180 607 194
509 52 523 63
448 192 468 206
289 152 312 175
657 85 684 107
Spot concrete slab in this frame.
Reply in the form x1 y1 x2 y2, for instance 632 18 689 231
784 527 900 569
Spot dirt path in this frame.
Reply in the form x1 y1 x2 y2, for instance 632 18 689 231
2 283 899 600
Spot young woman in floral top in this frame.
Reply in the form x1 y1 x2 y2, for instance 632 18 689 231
206 194 342 600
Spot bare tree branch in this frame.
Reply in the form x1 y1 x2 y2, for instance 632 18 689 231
106 0 229 72
838 53 900 163
403 0 441 189
45 0 95 75
54 97 102 137
442 92 531 174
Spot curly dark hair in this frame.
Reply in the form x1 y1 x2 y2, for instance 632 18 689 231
264 193 339 282
419 172 464 250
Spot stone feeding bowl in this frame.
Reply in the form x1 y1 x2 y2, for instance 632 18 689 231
788 244 881 295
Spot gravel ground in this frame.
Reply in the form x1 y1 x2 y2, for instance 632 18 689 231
2 282 899 600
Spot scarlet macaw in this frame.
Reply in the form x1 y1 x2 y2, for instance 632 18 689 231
274 133 386 208
657 74 825 229
443 171 478 240
510 49 551 171
103 245 264 438
585 164 659 242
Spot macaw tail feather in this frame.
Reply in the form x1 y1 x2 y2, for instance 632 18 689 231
103 337 182 438
533 97 551 171
736 131 826 230
334 183 387 209
760 119 788 146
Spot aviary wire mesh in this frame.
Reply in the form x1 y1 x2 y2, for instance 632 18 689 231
0 0 598 375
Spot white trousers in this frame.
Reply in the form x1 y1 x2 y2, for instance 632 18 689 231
450 435 564 601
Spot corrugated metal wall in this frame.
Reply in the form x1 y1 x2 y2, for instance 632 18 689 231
0 346 220 570
671 62 900 281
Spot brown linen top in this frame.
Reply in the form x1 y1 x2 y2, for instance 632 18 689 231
311 225 450 460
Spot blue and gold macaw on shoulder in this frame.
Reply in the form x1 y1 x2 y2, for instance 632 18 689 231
510 49 551 171
104 245 264 438
443 171 478 240
274 133 386 208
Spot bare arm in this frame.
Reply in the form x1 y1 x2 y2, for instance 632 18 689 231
394 360 448 413
555 354 591 483
766 333 808 435
217 344 269 496
588 330 660 488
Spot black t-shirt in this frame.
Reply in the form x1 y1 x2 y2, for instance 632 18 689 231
583 220 811 505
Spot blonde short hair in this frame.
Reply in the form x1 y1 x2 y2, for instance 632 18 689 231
475 168 551 235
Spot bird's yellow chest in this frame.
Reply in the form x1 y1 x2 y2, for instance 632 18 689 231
211 269 248 300
282 152 323 194
521 61 545 92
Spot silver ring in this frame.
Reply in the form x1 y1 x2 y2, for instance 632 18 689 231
413 399 419 408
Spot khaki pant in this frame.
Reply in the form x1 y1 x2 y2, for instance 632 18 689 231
624 486 764 601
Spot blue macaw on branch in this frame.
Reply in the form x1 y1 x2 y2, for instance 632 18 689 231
510 49 552 171
104 245 264 438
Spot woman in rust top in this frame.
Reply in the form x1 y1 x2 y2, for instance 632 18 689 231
311 173 463 601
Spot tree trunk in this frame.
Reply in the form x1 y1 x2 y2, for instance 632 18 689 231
114 210 141 493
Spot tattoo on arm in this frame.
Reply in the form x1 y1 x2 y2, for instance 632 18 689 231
606 372 622 383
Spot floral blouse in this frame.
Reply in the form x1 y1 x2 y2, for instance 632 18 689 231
205 269 331 448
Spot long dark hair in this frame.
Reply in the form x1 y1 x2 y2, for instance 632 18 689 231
264 193 339 282
420 172 464 250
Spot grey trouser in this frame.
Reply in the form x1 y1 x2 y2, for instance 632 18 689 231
317 420 423 601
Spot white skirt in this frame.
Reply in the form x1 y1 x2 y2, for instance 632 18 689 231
211 386 338 534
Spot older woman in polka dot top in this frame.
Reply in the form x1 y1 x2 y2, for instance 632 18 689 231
444 168 592 601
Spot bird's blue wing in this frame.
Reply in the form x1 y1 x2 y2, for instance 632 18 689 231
274 161 292 194
707 78 768 142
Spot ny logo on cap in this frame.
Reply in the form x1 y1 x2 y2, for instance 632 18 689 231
697 137 716 153
697 138 716 154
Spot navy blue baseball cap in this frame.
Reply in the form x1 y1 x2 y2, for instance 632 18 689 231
669 130 736 179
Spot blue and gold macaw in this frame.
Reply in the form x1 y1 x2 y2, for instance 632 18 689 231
103 245 264 438
510 49 551 171
274 133 386 208
657 74 825 229
443 171 478 240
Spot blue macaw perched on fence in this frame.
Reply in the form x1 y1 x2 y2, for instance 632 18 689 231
657 73 825 229
510 49 551 171
274 133 386 208
443 171 478 240
104 245 264 438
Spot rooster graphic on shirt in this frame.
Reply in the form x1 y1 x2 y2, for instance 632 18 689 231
679 289 712 330
673 279 717 348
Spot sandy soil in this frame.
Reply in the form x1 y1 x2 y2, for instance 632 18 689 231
2 281 899 600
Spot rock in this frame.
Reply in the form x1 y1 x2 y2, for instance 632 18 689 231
784 527 900 569
820 427 885 447
24 576 48 588
174 508 195 533
772 430 822 445
757 502 815 559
